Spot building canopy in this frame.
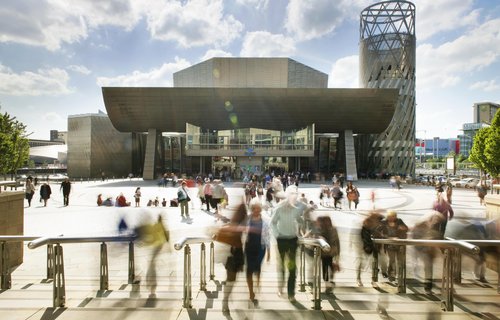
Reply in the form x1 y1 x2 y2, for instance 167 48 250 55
102 87 398 134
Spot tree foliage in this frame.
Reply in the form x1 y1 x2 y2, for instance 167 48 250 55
0 108 30 176
484 111 500 178
469 111 500 178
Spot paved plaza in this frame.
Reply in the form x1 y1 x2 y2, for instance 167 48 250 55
2 179 499 320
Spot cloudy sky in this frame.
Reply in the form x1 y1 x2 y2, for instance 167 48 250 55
1 0 499 140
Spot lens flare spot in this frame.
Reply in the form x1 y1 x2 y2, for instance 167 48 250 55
224 101 233 111
229 113 238 125
212 68 220 79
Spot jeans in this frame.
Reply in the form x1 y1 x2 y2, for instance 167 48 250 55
276 237 298 297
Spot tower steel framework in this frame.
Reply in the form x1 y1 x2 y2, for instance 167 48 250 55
359 1 416 176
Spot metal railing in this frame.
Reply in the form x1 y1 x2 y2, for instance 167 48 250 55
297 237 331 310
174 236 215 308
0 236 41 289
445 238 500 294
28 235 137 308
371 238 481 311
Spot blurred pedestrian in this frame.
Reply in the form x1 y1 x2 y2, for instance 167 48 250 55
331 182 343 210
433 196 454 238
270 185 307 302
316 216 340 293
245 199 270 307
412 212 443 294
379 211 408 282
357 211 384 287
214 204 247 314
203 178 213 212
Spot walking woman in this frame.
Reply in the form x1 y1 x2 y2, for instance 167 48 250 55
215 204 247 314
316 216 340 293
245 199 270 307
346 181 360 210
25 177 35 207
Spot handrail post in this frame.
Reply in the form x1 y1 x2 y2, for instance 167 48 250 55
372 249 379 283
209 242 215 280
453 248 461 284
441 248 454 311
183 244 192 308
128 241 135 284
397 245 406 293
53 244 66 307
46 244 54 279
0 242 11 289
312 246 322 310
100 242 109 291
299 244 306 292
200 243 206 291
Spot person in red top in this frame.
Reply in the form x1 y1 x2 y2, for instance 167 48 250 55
116 193 131 207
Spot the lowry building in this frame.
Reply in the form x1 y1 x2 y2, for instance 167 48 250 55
69 1 415 181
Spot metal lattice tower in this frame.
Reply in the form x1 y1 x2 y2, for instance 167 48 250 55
359 1 416 175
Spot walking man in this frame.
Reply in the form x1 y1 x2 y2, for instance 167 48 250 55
60 178 71 206
270 185 306 302
177 181 191 220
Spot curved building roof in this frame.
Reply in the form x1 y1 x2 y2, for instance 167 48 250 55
102 87 398 134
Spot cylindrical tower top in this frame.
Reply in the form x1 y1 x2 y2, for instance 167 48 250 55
360 1 415 40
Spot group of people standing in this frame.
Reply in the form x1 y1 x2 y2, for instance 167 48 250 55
319 181 360 210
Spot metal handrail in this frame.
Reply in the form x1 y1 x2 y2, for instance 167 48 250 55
0 236 42 290
372 238 480 254
174 236 213 250
28 234 137 249
371 237 482 312
174 236 216 308
0 236 41 242
297 237 331 310
27 234 137 308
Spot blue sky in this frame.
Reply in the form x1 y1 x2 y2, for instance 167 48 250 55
1 0 499 140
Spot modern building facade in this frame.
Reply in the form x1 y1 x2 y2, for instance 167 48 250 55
358 1 416 176
100 57 399 180
67 112 133 178
473 102 499 124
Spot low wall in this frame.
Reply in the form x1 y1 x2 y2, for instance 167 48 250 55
0 191 24 269
485 194 500 220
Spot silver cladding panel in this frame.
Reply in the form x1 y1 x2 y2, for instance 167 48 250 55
173 58 327 88
67 114 132 178
359 1 416 175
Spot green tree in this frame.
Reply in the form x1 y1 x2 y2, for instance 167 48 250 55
469 127 490 174
0 108 30 179
484 111 500 178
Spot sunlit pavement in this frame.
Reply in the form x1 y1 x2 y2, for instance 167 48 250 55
2 178 498 320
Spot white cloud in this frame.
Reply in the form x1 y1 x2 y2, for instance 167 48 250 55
143 0 243 48
236 0 269 10
284 0 347 41
416 0 480 41
96 57 191 87
469 80 500 92
240 31 296 57
0 1 140 51
417 19 500 90
328 55 359 88
67 65 91 75
42 112 63 122
200 49 233 62
0 64 72 96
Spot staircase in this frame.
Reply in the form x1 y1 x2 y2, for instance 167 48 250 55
1 237 499 320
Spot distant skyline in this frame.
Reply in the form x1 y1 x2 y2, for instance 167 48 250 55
1 0 499 140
